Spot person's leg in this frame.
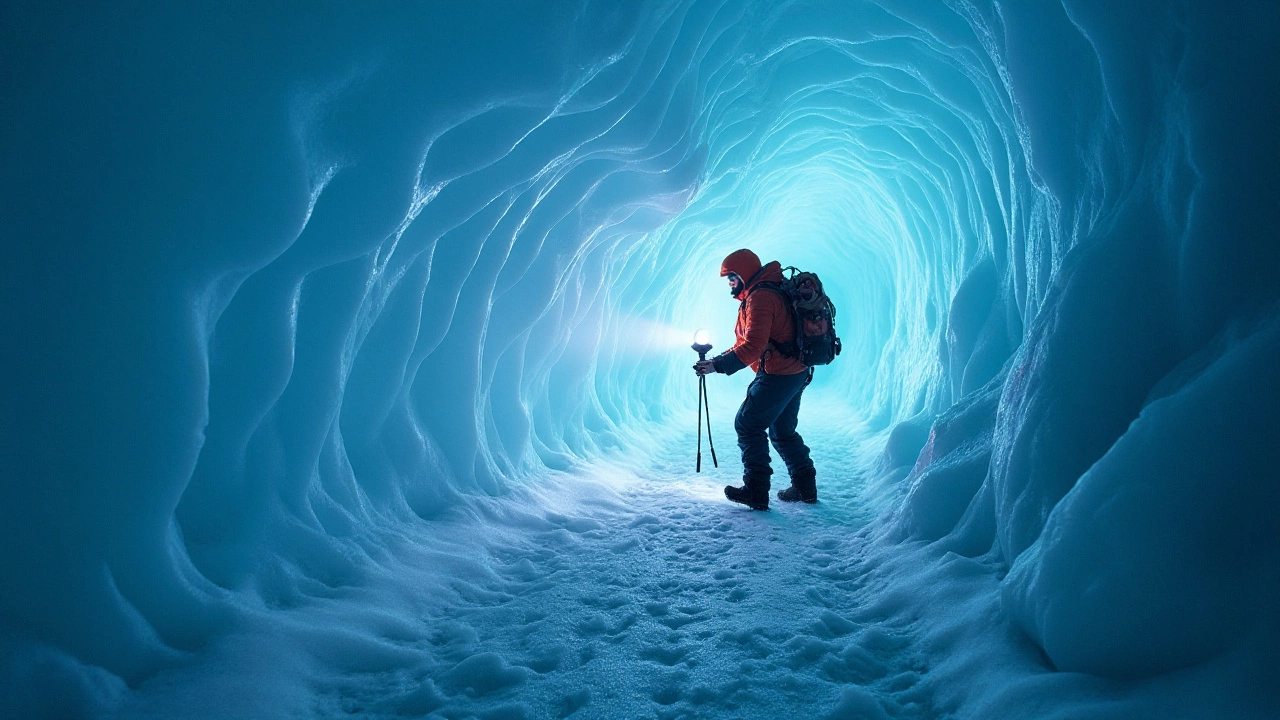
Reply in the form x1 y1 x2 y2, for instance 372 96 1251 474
768 381 814 476
729 371 808 509
769 373 817 502
733 378 771 486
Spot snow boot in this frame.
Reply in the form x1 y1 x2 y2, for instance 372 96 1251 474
724 479 769 511
777 470 817 503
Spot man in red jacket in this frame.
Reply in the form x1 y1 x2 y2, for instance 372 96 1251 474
694 248 817 510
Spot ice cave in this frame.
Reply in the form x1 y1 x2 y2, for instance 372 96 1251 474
2 1 1277 718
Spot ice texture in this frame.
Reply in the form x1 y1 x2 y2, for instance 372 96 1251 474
1 0 1276 718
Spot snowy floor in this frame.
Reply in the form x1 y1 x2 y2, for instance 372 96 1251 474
123 404 940 720
116 392 1253 720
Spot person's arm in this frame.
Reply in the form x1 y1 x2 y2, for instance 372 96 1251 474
711 349 745 375
713 294 774 374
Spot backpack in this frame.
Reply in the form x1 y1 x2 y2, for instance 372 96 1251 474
753 267 842 366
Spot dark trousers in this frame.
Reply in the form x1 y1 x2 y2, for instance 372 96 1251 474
735 369 814 490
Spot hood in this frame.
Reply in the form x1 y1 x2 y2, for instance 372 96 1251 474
720 248 761 280
721 249 782 297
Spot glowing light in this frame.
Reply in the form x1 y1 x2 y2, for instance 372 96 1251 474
694 329 711 345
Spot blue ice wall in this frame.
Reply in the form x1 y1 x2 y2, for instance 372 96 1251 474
2 0 1277 711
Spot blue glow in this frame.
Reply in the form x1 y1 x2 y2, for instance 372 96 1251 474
2 1 1276 717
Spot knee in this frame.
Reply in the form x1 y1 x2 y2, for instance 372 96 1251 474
769 427 797 444
735 414 755 437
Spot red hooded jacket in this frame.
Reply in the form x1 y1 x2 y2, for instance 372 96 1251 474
714 249 808 376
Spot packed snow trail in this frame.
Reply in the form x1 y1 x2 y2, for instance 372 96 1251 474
120 406 934 719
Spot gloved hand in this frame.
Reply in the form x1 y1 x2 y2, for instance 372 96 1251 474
693 359 716 376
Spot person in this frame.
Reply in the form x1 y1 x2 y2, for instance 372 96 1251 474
694 248 817 510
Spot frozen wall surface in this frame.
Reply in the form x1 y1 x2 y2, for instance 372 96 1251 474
1 0 1276 718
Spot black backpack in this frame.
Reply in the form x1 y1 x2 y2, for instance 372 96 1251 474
753 267 842 366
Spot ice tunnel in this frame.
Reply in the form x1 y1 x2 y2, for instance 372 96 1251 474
2 1 1277 718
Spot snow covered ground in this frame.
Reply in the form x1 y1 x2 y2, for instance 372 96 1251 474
102 386 1274 720
110 401 931 719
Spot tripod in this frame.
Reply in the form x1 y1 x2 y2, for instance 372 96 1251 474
692 342 718 472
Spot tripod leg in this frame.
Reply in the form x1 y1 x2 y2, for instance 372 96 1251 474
702 375 718 467
696 373 704 472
